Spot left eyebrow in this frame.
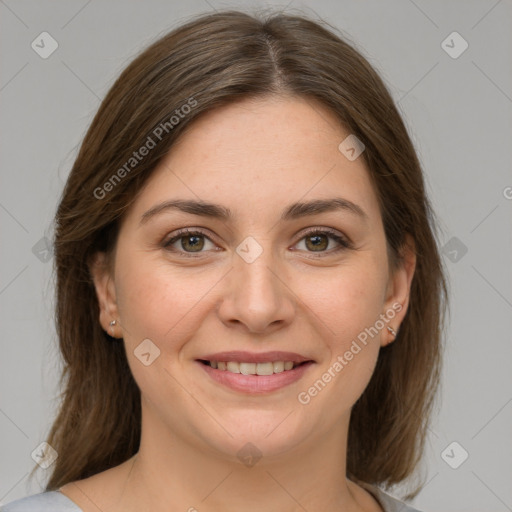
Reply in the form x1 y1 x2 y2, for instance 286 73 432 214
281 197 368 222
139 197 368 226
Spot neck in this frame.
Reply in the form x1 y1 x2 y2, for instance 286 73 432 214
111 405 379 512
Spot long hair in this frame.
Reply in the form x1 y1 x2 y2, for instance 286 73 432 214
39 9 448 499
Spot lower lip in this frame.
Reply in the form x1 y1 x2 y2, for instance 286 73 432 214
197 361 314 394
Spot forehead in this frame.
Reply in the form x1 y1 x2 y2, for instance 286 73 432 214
125 95 382 226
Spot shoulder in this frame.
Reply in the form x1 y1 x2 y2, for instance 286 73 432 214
1 491 83 512
359 482 424 512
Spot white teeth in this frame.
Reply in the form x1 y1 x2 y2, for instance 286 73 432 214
226 361 240 373
239 362 256 375
256 362 274 375
208 361 299 375
273 361 284 373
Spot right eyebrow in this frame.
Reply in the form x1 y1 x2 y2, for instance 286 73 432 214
140 199 231 225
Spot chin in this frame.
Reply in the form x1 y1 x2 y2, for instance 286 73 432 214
199 412 311 463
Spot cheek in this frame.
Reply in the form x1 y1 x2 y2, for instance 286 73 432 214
114 251 219 347
299 259 387 340
113 254 214 405
295 258 386 397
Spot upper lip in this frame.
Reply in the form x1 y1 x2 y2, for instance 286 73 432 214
197 351 313 364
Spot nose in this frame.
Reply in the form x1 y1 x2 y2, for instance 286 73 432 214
217 249 295 335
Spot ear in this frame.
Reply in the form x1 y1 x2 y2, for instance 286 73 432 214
381 234 416 347
88 251 121 338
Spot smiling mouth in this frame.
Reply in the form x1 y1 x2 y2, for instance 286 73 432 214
196 358 315 394
197 359 310 375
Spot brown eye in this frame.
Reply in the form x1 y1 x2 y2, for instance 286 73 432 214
305 233 329 251
179 234 205 252
294 229 352 255
163 229 216 255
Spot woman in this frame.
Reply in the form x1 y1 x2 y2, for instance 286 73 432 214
2 9 447 512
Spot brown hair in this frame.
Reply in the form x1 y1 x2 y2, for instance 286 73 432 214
38 8 448 500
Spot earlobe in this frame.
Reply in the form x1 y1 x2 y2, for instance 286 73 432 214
382 325 398 347
88 251 120 337
386 325 397 338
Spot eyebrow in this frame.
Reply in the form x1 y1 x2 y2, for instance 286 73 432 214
139 197 368 226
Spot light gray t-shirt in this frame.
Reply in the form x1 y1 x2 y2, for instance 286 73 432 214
1 483 423 511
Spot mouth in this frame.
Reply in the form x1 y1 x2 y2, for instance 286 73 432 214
195 354 315 394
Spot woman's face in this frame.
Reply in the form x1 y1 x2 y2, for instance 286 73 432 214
92 95 414 462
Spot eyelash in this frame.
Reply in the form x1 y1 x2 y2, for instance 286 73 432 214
162 227 353 258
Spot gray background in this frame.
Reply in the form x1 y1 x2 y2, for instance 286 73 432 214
1 1 511 510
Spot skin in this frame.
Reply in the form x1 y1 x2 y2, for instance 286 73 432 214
60 95 416 512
